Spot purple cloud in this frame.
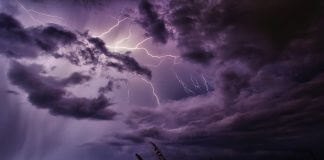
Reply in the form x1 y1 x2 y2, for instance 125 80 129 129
7 61 116 120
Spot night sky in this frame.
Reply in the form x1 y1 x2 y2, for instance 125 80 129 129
1 0 324 159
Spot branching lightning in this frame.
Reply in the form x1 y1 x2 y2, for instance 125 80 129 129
94 17 128 38
111 26 133 52
138 75 160 106
16 5 208 106
190 75 201 89
98 18 182 105
201 74 209 92
114 27 132 46
106 37 180 67
174 72 195 95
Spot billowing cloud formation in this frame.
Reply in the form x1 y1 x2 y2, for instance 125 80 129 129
88 37 152 78
105 0 324 159
147 0 323 65
33 25 77 52
8 61 116 120
0 12 152 120
137 0 169 44
1 0 324 159
60 72 91 86
0 13 40 58
0 13 151 78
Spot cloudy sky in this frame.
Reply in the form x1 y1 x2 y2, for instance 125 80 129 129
1 0 324 159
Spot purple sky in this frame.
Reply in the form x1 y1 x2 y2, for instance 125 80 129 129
1 0 324 159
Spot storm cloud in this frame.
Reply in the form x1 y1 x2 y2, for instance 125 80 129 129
137 0 169 44
0 13 151 78
1 0 324 159
105 0 324 159
7 61 116 120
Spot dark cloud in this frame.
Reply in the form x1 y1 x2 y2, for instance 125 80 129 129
32 25 77 52
137 0 169 44
7 61 116 120
160 0 324 65
0 13 78 58
182 49 215 65
106 0 324 159
0 13 152 78
116 72 324 159
5 90 20 96
108 52 152 79
88 37 109 54
88 37 152 78
2 0 324 159
98 81 114 94
60 72 91 86
0 13 37 58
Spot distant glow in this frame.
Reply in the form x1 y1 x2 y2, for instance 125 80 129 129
106 37 180 67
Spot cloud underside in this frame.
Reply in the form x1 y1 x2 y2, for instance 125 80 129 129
8 61 117 120
0 13 152 120
104 0 324 159
1 0 324 159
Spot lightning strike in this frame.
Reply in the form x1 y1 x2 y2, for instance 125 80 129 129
201 74 209 92
138 76 160 106
135 37 152 48
145 58 166 68
115 27 132 46
113 26 133 52
106 37 180 67
95 17 128 38
190 75 201 89
94 17 183 105
174 72 195 95
16 0 63 24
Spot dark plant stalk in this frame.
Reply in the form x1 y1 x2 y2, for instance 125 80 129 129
150 141 167 160
135 153 144 160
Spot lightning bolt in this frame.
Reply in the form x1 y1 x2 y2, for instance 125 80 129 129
16 0 63 24
112 26 132 52
190 75 201 89
174 72 195 95
145 58 166 68
138 75 160 106
16 3 205 106
99 22 181 105
107 35 184 105
94 17 128 38
201 74 209 92
115 26 132 46
106 37 180 67
97 16 180 66
92 16 166 106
